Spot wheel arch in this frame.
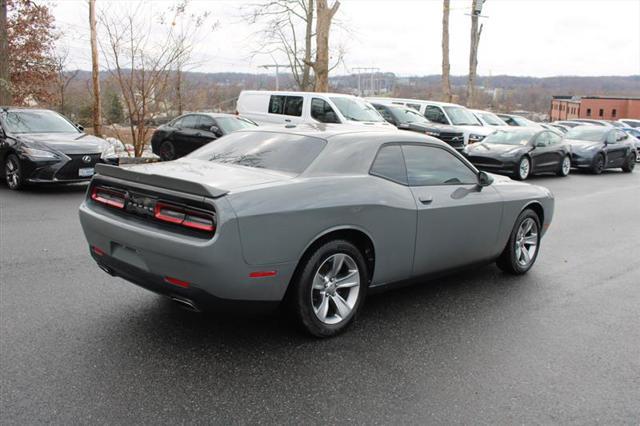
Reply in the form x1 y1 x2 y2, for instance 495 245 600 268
288 226 376 292
523 200 544 227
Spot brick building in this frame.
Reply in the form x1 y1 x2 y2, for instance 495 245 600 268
550 96 640 121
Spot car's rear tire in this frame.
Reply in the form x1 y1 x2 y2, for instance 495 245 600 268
621 153 635 173
591 153 605 174
158 141 176 161
514 156 531 180
4 154 25 190
289 239 368 337
557 155 571 177
496 209 541 275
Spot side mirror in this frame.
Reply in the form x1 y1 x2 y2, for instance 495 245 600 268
397 123 409 129
535 141 546 148
478 171 494 187
209 126 222 136
76 123 85 132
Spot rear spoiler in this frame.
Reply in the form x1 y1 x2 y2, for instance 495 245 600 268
94 164 228 198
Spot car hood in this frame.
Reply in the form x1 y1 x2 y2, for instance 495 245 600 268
456 125 495 136
124 158 295 192
398 122 460 133
466 142 529 156
17 132 109 154
565 139 602 150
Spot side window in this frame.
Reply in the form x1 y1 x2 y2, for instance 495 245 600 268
310 98 340 123
606 131 617 144
180 115 199 129
548 132 562 145
370 145 407 185
535 132 550 147
424 106 448 124
172 117 184 128
616 130 628 142
375 106 395 124
197 115 216 131
402 145 477 186
268 95 285 114
407 103 421 111
283 96 303 117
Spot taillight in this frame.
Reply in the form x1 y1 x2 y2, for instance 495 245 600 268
154 201 216 233
91 186 126 209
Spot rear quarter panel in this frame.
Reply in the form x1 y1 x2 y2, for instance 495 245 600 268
227 175 418 286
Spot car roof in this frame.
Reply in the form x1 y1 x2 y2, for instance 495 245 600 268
367 97 463 108
240 90 356 98
235 123 420 141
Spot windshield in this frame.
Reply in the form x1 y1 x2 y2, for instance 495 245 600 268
395 108 429 124
329 97 385 122
188 131 326 174
216 117 257 133
565 126 608 142
2 110 80 134
443 106 480 126
478 112 506 126
483 129 537 145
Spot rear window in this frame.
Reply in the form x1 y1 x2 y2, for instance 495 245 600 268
188 131 326 174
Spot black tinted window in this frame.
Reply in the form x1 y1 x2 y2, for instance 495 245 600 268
374 106 395 124
370 145 407 184
283 96 303 117
189 132 326 174
197 116 216 131
311 98 340 123
180 115 199 129
402 145 477 186
424 106 448 124
268 95 285 114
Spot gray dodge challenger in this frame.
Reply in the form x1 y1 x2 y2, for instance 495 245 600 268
79 125 554 337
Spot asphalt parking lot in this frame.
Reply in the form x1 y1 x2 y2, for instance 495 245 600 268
1 170 639 424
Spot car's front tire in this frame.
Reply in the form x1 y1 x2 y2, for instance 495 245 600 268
621 152 635 173
158 141 176 161
4 154 25 190
557 155 571 177
289 239 368 337
496 209 541 275
591 153 605 174
514 156 531 180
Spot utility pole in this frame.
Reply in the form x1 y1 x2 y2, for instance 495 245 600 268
89 0 102 136
259 64 290 91
0 0 10 105
353 67 380 96
441 0 452 103
466 0 487 108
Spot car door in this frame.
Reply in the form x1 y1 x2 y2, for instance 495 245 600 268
605 130 627 166
310 98 341 124
268 95 305 124
194 115 218 148
402 143 503 276
424 105 450 125
530 131 558 172
172 114 201 157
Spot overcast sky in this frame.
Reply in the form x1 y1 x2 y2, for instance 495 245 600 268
52 0 640 77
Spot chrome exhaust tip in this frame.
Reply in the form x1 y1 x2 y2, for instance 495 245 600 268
98 264 115 276
170 296 200 312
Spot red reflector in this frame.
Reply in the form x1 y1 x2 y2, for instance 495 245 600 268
249 271 277 278
91 246 105 256
91 186 125 209
164 276 190 288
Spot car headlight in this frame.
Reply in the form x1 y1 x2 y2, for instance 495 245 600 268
468 134 485 143
101 145 117 159
425 130 440 137
22 147 58 160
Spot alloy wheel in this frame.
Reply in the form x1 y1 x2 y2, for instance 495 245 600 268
561 156 571 175
515 218 538 267
594 155 604 174
519 157 530 180
311 253 361 325
5 157 20 189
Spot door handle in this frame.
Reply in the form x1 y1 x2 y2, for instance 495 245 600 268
419 196 433 205
195 132 202 136
284 119 291 123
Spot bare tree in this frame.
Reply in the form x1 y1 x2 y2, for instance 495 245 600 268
441 0 452 102
89 0 102 136
245 0 316 91
0 0 9 105
99 3 195 157
466 0 484 107
54 48 79 115
311 0 339 92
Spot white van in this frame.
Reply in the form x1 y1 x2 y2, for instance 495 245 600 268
366 97 495 144
237 91 391 127
469 109 512 130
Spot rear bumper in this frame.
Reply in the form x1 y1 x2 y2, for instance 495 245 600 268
79 200 297 307
92 251 279 313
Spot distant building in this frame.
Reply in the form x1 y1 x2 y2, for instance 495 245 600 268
550 96 640 121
